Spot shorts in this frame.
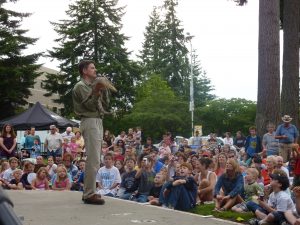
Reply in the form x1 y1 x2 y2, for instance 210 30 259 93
270 211 286 224
246 201 268 214
293 176 300 187
234 202 249 212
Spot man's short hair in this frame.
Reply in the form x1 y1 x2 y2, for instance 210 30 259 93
78 60 95 76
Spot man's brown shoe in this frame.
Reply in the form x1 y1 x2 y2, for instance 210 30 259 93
83 194 105 205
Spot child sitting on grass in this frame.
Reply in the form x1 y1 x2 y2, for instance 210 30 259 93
232 167 263 213
133 155 156 203
32 167 50 190
148 172 166 206
96 152 121 197
52 165 71 191
7 169 23 190
159 162 198 211
118 158 138 199
247 169 294 225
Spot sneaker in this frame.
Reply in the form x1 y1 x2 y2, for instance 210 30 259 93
249 218 259 225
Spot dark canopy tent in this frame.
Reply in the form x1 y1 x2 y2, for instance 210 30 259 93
0 102 78 130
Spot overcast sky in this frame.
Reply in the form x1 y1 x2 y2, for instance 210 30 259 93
6 0 260 101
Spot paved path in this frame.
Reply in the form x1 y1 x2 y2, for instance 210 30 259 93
7 190 237 225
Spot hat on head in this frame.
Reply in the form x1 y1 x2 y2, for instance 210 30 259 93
282 115 293 123
269 173 290 190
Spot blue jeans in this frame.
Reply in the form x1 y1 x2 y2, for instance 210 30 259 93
120 192 134 200
133 194 148 203
266 149 278 156
159 183 194 211
47 149 62 158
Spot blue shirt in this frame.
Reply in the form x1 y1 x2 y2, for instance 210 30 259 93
276 124 299 143
214 173 244 198
154 161 164 174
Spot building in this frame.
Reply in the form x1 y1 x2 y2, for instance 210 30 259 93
26 66 63 114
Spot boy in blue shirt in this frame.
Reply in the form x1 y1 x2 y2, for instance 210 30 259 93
245 127 262 165
159 162 197 211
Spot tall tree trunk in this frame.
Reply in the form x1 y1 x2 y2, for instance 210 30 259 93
256 0 280 136
281 0 300 128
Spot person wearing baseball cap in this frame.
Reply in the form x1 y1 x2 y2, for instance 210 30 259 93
275 115 299 163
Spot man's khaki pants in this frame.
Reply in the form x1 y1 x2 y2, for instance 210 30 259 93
81 118 102 199
279 143 293 163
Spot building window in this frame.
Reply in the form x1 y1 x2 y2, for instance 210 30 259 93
29 103 34 107
53 107 57 113
40 81 44 88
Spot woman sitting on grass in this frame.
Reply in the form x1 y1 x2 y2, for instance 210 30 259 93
196 157 216 204
213 159 244 211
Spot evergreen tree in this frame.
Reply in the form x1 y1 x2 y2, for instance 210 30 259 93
139 7 164 78
140 1 215 106
191 52 215 107
0 0 41 120
44 0 141 116
160 0 190 96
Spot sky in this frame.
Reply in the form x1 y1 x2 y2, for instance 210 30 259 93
5 0 260 101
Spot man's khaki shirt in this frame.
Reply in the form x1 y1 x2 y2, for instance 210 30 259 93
72 79 101 118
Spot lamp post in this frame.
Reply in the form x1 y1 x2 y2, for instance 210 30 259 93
186 32 194 137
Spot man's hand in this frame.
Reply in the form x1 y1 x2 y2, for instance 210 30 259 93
216 195 223 201
293 186 300 198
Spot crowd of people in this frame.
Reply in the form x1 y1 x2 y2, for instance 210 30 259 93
1 114 300 225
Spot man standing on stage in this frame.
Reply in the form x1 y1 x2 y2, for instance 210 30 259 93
72 60 116 205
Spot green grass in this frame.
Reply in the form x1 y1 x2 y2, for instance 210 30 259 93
190 203 254 223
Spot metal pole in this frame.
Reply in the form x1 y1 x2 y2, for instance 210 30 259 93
186 33 194 137
190 41 194 137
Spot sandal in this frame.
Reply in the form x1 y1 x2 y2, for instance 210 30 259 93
212 207 221 212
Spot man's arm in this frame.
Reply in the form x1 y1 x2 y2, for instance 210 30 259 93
73 83 99 113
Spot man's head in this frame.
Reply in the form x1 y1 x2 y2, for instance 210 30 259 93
50 125 56 134
78 60 96 79
30 127 35 135
66 127 72 134
282 115 293 124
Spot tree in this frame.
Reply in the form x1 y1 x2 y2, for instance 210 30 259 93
140 1 215 106
0 0 41 119
121 75 190 141
196 98 256 136
191 52 215 107
139 7 164 79
280 0 299 128
44 0 141 116
255 0 280 136
160 0 190 96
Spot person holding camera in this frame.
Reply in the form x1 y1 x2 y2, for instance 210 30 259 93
132 155 155 203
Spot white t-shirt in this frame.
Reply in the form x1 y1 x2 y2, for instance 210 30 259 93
47 164 58 179
280 166 290 179
3 168 16 182
268 190 295 212
96 166 121 195
45 133 63 151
